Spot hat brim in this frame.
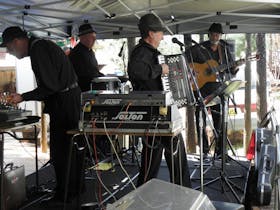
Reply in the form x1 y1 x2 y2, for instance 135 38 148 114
78 29 96 36
0 38 14 47
150 26 166 32
209 29 224 34
210 31 224 34
0 42 7 47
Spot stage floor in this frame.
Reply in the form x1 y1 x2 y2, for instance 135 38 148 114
19 152 252 210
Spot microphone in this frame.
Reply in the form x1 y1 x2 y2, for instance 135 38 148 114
189 38 206 50
172 37 206 50
118 42 125 57
189 39 199 45
172 37 185 48
219 39 232 48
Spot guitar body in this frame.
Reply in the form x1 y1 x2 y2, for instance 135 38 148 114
190 54 259 90
190 59 219 89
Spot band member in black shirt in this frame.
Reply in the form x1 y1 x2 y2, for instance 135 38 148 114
69 23 104 92
69 23 109 156
187 23 237 157
128 14 191 187
1 26 81 201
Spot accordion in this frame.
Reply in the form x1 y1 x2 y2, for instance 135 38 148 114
158 54 195 107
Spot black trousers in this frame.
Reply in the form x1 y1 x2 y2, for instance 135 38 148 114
46 87 81 198
137 133 191 188
195 82 222 154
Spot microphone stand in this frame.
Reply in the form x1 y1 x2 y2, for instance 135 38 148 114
180 45 184 52
118 42 127 77
220 39 235 82
121 53 127 77
224 40 242 157
221 41 248 163
187 59 206 192
184 43 221 192
172 42 209 190
217 40 239 158
186 41 221 157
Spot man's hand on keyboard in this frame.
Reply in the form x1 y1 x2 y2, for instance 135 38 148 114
9 93 23 104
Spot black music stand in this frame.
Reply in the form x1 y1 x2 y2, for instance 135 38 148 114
186 41 244 196
190 84 225 192
186 62 233 193
203 84 237 158
200 80 248 203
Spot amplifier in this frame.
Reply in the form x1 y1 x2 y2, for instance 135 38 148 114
81 90 173 107
80 104 183 134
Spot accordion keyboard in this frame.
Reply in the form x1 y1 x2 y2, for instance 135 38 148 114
158 54 195 107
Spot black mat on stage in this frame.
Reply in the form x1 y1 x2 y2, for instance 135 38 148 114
180 155 250 204
20 154 251 210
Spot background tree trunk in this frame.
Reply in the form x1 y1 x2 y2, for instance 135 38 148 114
244 33 252 153
256 33 267 127
184 34 196 153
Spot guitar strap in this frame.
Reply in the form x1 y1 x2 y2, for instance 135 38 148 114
216 44 225 82
217 44 223 65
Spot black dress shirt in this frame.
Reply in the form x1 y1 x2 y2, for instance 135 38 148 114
128 39 163 91
22 36 78 101
187 40 236 78
69 42 103 91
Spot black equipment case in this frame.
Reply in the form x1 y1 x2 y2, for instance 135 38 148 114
255 128 273 170
256 144 276 205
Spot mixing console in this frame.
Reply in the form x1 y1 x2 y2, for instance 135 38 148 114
0 109 32 122
0 103 32 122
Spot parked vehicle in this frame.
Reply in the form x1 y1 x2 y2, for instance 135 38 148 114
228 61 270 130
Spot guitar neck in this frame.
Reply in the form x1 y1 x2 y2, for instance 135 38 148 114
216 60 242 73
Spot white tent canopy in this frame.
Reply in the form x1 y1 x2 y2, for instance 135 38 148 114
0 0 279 40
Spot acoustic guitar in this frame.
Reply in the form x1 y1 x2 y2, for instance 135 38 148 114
190 54 260 89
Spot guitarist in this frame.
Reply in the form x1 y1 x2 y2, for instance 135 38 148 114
187 23 238 158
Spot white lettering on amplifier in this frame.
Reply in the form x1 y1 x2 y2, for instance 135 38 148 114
112 111 147 121
102 99 122 105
